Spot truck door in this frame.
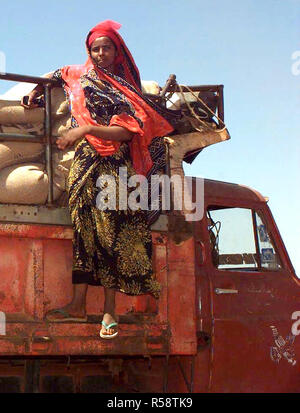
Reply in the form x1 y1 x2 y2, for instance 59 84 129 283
204 204 300 392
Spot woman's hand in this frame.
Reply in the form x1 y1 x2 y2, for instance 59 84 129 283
21 72 54 109
20 90 40 109
56 126 88 150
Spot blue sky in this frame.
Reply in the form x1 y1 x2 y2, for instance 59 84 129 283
0 0 299 274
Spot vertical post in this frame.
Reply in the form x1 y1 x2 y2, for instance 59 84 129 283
164 140 174 212
252 210 262 269
218 85 224 125
163 355 169 392
44 84 53 205
24 360 41 393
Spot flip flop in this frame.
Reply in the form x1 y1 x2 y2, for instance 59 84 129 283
45 308 87 322
100 320 118 339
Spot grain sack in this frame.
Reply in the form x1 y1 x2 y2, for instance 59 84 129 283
52 114 72 136
0 142 44 170
50 88 69 115
141 80 160 95
52 147 75 179
0 112 71 138
0 163 64 204
0 90 68 124
0 100 45 124
0 122 44 136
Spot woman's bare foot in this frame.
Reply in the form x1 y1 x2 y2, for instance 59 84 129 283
46 284 88 321
46 303 86 321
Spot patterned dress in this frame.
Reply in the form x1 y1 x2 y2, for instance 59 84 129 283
52 69 173 299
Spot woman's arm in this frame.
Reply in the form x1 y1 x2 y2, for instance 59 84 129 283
86 125 133 142
56 125 133 150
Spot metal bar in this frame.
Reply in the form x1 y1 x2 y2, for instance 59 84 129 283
0 72 58 86
0 133 44 143
175 84 223 92
24 359 40 393
164 140 174 213
176 356 193 392
163 355 169 392
0 204 71 226
0 204 169 228
160 74 177 98
252 209 262 269
217 85 224 123
190 356 195 393
174 83 225 126
215 288 238 295
0 72 57 207
44 84 53 205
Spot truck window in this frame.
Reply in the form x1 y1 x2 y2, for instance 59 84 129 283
255 211 282 270
207 207 282 271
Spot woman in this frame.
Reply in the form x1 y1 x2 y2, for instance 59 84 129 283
22 20 177 339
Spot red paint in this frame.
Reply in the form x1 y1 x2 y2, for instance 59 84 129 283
0 178 299 393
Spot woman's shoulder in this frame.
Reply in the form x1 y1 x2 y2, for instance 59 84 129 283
59 64 88 79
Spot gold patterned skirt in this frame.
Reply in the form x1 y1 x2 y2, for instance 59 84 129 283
68 138 161 299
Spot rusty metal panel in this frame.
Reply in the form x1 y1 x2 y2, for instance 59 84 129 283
0 220 196 357
153 233 168 323
0 223 73 240
0 205 72 226
0 238 32 315
43 234 165 318
167 236 197 354
0 206 168 229
0 322 170 356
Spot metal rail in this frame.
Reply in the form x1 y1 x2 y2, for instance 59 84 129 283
0 72 58 86
0 72 59 205
175 84 225 125
160 74 225 125
0 72 226 211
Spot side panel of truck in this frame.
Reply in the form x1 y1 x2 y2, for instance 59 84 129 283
0 219 197 358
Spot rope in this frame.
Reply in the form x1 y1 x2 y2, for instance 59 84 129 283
168 83 227 133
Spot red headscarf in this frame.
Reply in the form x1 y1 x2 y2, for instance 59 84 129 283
60 20 174 176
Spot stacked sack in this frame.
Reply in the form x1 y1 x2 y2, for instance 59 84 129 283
0 87 72 205
0 80 160 205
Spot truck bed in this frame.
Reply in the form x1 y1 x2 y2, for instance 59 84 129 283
0 211 197 357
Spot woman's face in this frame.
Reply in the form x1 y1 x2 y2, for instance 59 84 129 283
90 36 117 72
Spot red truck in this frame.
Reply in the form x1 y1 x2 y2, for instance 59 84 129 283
0 73 299 393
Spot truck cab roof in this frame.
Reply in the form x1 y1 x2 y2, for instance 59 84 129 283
202 177 267 204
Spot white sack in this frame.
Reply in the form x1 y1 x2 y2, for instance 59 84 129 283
141 80 160 95
0 163 64 204
166 92 197 110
